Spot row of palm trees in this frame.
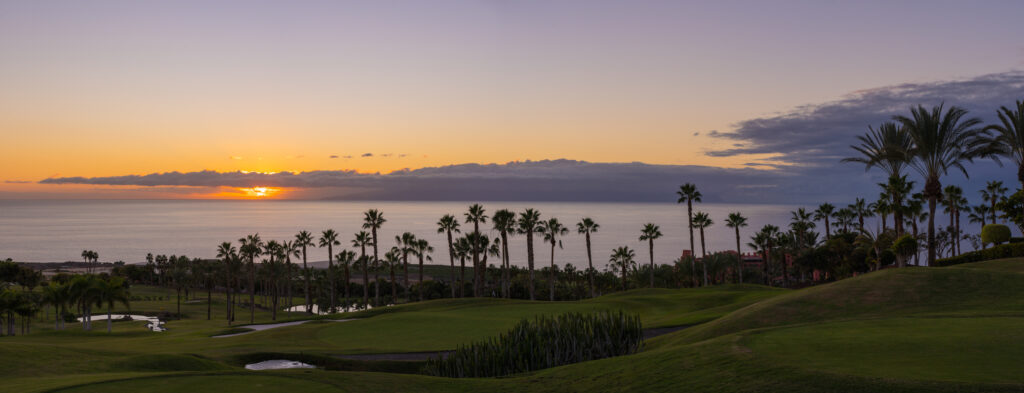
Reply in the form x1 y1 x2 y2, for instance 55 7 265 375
0 263 129 336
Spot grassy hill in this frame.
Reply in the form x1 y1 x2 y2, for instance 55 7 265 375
6 259 1024 392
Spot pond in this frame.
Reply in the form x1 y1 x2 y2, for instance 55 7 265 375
76 314 166 332
245 360 316 370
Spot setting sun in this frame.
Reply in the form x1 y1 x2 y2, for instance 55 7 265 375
243 186 278 198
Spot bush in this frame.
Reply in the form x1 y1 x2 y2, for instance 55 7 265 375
934 242 1024 267
423 311 643 378
982 224 1011 245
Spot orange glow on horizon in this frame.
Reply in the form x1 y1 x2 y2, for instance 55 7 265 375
238 186 281 199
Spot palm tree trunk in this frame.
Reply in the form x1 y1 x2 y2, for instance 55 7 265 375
955 208 961 257
360 246 369 307
207 285 212 320
549 241 556 301
249 258 255 324
459 255 466 298
418 254 424 301
372 228 380 307
107 306 112 333
700 228 708 286
328 245 335 314
472 223 481 297
303 248 311 314
585 232 594 298
927 196 937 266
403 253 409 301
687 201 696 287
735 228 742 284
446 231 455 298
648 239 655 288
527 231 535 300
390 258 397 303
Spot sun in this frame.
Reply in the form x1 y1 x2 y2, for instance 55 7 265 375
241 186 279 198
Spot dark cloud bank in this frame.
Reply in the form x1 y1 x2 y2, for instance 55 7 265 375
40 72 1024 205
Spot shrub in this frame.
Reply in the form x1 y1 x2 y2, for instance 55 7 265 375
982 224 1011 245
934 242 1024 267
423 311 643 378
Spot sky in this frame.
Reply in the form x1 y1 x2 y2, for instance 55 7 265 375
2 0 1024 202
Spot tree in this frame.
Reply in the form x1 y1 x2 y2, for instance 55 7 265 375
362 209 386 306
238 234 264 323
335 249 355 310
692 211 713 286
982 100 1024 186
896 104 986 266
217 242 239 323
517 209 542 300
96 277 130 333
454 236 471 297
814 203 835 240
638 223 662 288
413 239 434 301
753 225 780 286
492 209 517 299
844 121 913 235
436 214 461 298
537 218 568 301
464 204 488 297
981 180 1008 224
968 204 991 249
318 230 341 313
396 232 417 301
941 185 965 256
294 230 315 314
725 212 749 283
576 217 600 298
281 240 300 311
608 246 636 291
386 247 401 303
352 231 373 307
41 283 70 330
676 183 702 287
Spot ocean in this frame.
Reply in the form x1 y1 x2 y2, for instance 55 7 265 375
0 200 800 269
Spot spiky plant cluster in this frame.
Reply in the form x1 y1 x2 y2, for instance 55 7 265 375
423 311 642 378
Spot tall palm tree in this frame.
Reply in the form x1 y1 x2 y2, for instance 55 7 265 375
318 229 340 313
692 212 713 286
969 204 990 249
609 246 636 291
386 246 401 303
676 183 701 286
725 212 749 283
844 121 914 235
904 194 926 265
813 203 835 240
238 233 263 323
576 217 600 298
216 242 236 323
335 249 355 311
464 204 488 297
436 214 461 298
982 100 1024 187
517 209 542 300
96 277 130 333
849 198 872 232
537 218 568 301
454 235 471 297
281 240 300 310
755 225 780 286
789 208 816 251
362 209 386 306
294 231 315 314
413 239 433 301
871 197 891 231
638 223 662 288
492 209 517 299
896 104 986 266
396 232 417 300
942 185 965 257
351 231 373 306
981 180 1008 223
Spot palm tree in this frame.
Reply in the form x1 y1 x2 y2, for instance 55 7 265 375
351 231 373 306
517 208 542 300
96 277 129 333
942 185 965 256
413 239 433 301
849 198 874 232
216 242 236 323
576 217 600 298
896 104 986 265
981 180 1008 223
755 225 780 286
436 214 461 298
396 232 417 300
982 100 1024 186
608 246 636 291
904 195 926 265
41 283 69 330
294 230 315 314
638 223 662 288
676 183 701 286
969 204 991 249
537 218 568 301
281 240 300 310
789 208 816 251
814 203 835 240
725 212 749 283
318 229 340 313
362 209 386 306
692 211 713 286
464 204 488 297
238 233 263 323
386 246 401 303
454 236 471 297
844 121 914 235
492 209 517 299
335 249 355 311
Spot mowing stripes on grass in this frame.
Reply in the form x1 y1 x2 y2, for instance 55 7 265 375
424 311 643 378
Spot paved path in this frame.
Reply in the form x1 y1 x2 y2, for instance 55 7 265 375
212 319 356 338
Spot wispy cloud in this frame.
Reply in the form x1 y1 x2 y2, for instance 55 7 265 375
329 155 339 159
361 153 373 157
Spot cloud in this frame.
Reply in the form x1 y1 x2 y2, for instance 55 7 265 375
707 71 1024 167
329 155 339 159
361 153 373 157
4 180 32 184
343 155 353 159
381 153 393 158
399 154 408 158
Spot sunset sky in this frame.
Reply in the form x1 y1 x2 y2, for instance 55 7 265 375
2 0 1024 200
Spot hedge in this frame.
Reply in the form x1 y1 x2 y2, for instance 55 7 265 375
933 242 1024 267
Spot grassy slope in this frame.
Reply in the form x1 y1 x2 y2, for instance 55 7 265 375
12 259 1024 392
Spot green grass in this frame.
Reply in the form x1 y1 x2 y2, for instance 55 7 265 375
9 258 1024 392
